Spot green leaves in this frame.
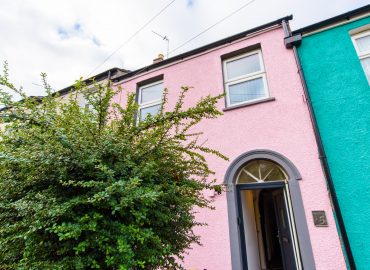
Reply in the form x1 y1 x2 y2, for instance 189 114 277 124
0 63 227 269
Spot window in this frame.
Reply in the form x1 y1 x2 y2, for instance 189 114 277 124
78 88 96 111
138 81 163 121
223 50 269 107
351 30 370 84
237 159 288 184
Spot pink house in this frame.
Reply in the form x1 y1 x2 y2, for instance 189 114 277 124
112 17 346 270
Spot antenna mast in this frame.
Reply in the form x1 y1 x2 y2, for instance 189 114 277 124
152 30 170 58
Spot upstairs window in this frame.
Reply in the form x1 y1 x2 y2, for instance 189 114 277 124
352 30 370 84
78 87 97 111
223 50 269 107
138 80 163 121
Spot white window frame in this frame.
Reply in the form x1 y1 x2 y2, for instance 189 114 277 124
223 49 270 107
138 80 163 121
78 87 96 110
351 30 370 84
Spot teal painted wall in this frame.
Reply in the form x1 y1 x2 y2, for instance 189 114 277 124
298 17 370 269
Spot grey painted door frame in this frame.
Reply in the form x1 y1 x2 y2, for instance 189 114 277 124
224 150 316 270
236 182 287 269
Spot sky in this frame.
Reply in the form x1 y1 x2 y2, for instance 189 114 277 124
0 0 368 96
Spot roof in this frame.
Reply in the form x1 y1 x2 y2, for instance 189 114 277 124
0 96 44 112
56 67 130 96
112 15 293 83
0 67 130 112
293 4 370 35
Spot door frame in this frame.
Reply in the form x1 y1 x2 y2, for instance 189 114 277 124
236 181 303 269
271 187 302 270
236 182 285 269
224 150 316 270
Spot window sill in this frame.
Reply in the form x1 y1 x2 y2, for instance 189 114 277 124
223 97 275 112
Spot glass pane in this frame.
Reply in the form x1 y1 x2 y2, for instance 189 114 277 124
356 34 370 53
237 160 288 184
238 170 257 183
140 82 163 104
229 77 266 105
360 57 370 83
259 160 276 177
244 160 259 178
139 104 161 121
78 98 87 108
226 53 261 79
264 167 287 181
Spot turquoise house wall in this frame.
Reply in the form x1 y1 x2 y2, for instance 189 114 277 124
298 17 370 269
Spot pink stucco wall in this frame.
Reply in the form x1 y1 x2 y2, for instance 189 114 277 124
113 26 346 270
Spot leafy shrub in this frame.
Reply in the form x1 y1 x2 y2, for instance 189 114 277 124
0 63 226 269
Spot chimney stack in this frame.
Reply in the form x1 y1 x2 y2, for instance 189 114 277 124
153 53 164 64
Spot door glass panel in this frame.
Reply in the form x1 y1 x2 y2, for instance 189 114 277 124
280 209 287 228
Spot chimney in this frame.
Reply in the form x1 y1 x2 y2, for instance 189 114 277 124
153 53 164 64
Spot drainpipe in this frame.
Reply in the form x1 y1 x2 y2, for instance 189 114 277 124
281 19 356 270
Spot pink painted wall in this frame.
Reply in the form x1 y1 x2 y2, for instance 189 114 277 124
113 27 346 270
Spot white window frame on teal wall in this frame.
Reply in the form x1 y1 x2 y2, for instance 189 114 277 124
351 30 370 84
223 49 270 107
138 80 163 121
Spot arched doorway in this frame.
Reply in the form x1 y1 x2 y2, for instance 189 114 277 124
236 159 300 270
224 150 315 270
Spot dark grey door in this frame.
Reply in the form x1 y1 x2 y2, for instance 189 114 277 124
273 190 297 270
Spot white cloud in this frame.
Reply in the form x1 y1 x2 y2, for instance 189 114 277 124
0 0 368 96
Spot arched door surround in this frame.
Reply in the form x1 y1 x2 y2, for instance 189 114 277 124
224 150 316 270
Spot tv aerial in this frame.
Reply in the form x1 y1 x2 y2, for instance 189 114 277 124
152 30 169 58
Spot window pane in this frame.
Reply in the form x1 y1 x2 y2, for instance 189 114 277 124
244 160 259 178
360 57 370 83
226 53 261 80
356 34 370 53
78 97 87 108
140 83 163 104
140 104 161 121
229 77 266 105
264 167 287 181
237 160 288 184
238 170 257 183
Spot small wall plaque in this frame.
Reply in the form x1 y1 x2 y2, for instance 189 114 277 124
312 211 328 227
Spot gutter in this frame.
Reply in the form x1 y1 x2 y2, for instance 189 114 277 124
292 4 370 36
282 20 356 270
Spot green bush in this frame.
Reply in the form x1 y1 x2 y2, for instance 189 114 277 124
0 62 226 269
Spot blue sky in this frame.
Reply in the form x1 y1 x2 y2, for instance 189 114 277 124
187 0 195 7
0 0 368 96
57 23 101 46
